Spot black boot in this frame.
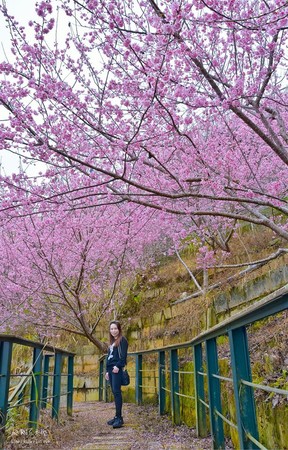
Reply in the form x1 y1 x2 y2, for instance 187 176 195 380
107 416 117 425
112 416 124 428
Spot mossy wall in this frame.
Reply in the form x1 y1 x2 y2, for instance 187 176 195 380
257 402 288 450
73 343 99 402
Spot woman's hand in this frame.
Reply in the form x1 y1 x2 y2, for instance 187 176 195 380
112 366 119 373
105 372 109 380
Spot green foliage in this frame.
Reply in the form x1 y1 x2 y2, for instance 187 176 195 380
5 406 29 434
217 335 229 346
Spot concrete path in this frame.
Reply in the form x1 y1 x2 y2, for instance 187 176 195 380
6 401 218 449
59 402 214 450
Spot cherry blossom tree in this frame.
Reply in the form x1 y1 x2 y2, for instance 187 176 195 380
0 0 287 242
0 179 200 345
0 1 287 339
0 211 108 349
0 200 164 350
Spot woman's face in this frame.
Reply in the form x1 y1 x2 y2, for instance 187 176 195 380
110 323 120 339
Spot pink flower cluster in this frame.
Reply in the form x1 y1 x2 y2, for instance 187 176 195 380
36 1 52 17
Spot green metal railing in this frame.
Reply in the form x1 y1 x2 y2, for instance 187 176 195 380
99 285 288 449
0 335 75 440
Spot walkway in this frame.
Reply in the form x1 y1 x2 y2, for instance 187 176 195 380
6 402 217 450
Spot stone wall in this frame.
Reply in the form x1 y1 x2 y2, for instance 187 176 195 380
73 343 100 402
125 258 288 350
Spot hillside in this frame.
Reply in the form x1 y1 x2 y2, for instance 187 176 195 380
119 224 287 328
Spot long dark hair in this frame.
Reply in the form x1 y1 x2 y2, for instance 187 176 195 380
109 320 123 347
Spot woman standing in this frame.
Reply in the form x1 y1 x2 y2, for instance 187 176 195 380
105 320 128 428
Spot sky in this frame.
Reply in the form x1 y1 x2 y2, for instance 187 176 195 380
0 0 63 177
0 1 39 176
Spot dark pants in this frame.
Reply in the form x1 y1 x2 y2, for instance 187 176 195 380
108 368 123 417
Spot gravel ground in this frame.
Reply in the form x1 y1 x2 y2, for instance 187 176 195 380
5 401 227 450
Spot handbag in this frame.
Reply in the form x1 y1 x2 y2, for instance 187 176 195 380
118 340 130 386
121 368 130 386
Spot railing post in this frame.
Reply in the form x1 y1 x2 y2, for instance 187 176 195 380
158 350 166 415
206 338 225 449
229 327 259 449
99 359 104 402
0 340 13 443
41 354 51 409
29 347 43 429
170 348 181 425
67 355 74 416
52 352 62 420
194 343 207 437
135 354 143 405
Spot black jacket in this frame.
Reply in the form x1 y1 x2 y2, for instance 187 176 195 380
106 336 128 370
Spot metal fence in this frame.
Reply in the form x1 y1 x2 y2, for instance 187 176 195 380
0 335 75 439
99 285 288 449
